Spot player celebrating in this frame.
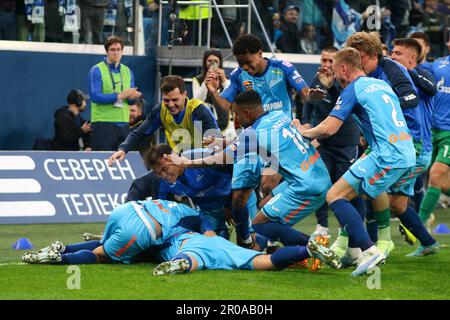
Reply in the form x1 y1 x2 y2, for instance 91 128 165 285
293 47 416 276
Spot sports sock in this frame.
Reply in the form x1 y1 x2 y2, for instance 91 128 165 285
375 208 391 242
399 207 436 247
270 246 310 270
255 233 269 251
333 228 348 248
232 207 250 240
443 187 450 197
365 200 378 243
61 250 97 264
351 197 366 221
413 174 425 211
64 240 102 253
172 253 193 271
419 186 441 222
330 199 374 251
253 222 310 246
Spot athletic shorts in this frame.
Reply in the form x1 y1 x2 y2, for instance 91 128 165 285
389 150 432 196
343 153 409 199
101 202 153 264
431 128 450 166
158 232 263 270
261 181 327 226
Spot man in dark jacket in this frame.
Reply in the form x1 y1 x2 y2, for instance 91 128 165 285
51 90 92 151
276 5 301 53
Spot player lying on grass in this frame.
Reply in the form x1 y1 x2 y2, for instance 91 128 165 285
22 199 214 265
21 199 341 272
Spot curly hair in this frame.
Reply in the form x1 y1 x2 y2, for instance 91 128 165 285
232 34 263 56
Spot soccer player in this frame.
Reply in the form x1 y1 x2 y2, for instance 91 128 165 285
417 38 450 234
345 31 420 257
293 47 416 276
22 199 214 265
389 38 439 256
205 33 325 199
167 90 332 254
144 143 269 249
152 229 341 275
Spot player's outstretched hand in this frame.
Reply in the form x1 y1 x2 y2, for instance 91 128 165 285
108 149 126 167
164 153 191 167
291 119 306 135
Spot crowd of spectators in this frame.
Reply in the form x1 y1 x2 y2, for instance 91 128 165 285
1 1 449 57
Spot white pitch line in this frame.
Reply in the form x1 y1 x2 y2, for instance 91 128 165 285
0 262 27 266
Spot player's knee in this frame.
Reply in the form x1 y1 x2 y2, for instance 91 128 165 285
326 188 340 204
429 166 447 187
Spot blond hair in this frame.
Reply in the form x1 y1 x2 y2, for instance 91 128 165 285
335 47 363 71
346 31 383 60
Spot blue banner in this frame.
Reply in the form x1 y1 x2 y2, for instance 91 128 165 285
0 151 148 224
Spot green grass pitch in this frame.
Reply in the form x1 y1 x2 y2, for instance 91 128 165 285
0 209 449 300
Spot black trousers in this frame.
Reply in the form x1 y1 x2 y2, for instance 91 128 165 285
91 122 129 151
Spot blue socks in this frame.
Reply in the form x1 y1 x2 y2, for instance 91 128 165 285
413 174 425 211
61 250 97 265
270 246 310 269
365 200 378 243
64 240 102 253
253 222 310 246
398 207 436 246
330 199 374 251
232 207 251 240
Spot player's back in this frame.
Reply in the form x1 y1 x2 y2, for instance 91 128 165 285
352 77 416 167
431 56 450 131
255 111 331 195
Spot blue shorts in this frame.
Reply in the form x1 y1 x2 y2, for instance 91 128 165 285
158 232 263 271
343 154 409 199
101 202 153 264
231 153 263 190
261 181 327 226
389 150 432 196
199 207 227 233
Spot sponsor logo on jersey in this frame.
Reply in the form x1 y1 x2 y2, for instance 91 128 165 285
437 77 450 93
243 80 254 91
282 61 293 68
270 78 283 87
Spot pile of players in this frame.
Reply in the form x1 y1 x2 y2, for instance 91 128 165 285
22 31 449 278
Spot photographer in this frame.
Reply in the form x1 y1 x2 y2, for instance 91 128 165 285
192 50 231 133
51 90 92 151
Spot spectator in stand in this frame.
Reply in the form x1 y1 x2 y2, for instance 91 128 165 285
45 0 73 43
300 24 319 54
51 90 92 151
0 1 16 40
79 0 108 44
384 0 412 38
276 4 302 53
423 0 445 57
192 50 231 134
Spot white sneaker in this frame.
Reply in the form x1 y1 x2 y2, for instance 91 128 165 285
351 247 385 276
22 249 62 264
153 259 191 276
313 224 331 239
340 248 362 269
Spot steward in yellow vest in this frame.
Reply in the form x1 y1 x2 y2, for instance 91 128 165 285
88 36 142 151
109 75 221 166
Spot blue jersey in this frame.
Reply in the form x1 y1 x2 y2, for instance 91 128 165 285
221 59 307 117
369 58 422 142
159 149 231 211
410 67 436 152
430 56 450 131
330 76 416 168
226 111 331 195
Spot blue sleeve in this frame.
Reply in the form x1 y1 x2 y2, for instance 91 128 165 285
88 66 119 104
273 60 308 92
383 59 419 109
191 104 221 137
118 105 163 152
220 68 242 103
329 83 358 121
126 71 136 105
224 127 258 162
410 67 437 97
